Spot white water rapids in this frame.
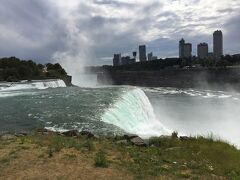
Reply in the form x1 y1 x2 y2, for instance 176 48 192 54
0 79 66 92
0 80 239 147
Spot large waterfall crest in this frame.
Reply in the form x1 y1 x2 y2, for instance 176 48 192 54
102 88 170 138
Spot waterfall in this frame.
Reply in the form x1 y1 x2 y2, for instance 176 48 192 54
0 79 66 92
102 88 170 138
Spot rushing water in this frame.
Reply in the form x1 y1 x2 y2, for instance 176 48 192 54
0 79 239 147
145 87 240 147
0 80 169 137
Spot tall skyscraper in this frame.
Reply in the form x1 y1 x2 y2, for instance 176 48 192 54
139 45 147 62
184 43 192 58
113 54 121 66
179 38 192 58
213 30 223 58
179 38 185 58
197 43 208 59
132 51 137 60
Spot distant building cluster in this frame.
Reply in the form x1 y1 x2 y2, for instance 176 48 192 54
113 53 136 66
112 44 158 66
179 30 223 59
113 30 224 66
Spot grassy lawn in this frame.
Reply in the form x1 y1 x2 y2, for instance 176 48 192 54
0 133 240 179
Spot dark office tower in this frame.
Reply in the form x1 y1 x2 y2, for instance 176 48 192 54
179 38 185 58
139 45 147 62
133 51 137 60
113 54 121 66
213 30 223 58
148 52 153 61
184 43 192 58
197 43 208 59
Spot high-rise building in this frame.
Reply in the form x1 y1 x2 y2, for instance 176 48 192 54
197 43 208 59
121 56 136 65
179 38 192 58
147 52 157 61
184 43 192 58
213 30 223 58
179 38 185 58
113 54 121 66
139 45 147 62
147 52 153 61
121 56 130 65
132 51 137 60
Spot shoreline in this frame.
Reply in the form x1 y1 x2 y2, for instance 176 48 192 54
0 128 238 149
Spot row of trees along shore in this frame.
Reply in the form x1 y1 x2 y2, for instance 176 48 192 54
87 54 240 73
0 57 67 82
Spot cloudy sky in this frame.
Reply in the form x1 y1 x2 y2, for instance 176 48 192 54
0 0 240 71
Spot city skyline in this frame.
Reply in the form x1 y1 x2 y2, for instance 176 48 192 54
0 0 239 71
112 30 226 65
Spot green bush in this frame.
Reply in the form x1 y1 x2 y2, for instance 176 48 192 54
171 131 178 139
48 148 53 158
95 151 108 168
49 136 65 152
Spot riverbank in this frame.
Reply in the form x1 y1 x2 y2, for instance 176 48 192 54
1 130 240 179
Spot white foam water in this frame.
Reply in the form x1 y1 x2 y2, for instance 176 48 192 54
145 87 240 148
144 87 239 100
0 79 66 92
0 79 66 98
102 88 170 138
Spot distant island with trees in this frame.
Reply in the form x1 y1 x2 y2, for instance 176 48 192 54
0 57 72 86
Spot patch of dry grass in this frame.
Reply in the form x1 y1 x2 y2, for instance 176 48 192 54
0 134 239 179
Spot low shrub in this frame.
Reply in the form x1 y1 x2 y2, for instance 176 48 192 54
95 151 108 168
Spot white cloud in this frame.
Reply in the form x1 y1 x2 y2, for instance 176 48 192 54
0 0 239 78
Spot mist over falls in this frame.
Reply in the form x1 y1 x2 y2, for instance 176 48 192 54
145 87 240 147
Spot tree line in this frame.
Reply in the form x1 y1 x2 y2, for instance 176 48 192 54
0 57 67 82
87 54 240 73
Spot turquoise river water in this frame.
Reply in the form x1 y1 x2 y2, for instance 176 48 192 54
0 79 239 147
